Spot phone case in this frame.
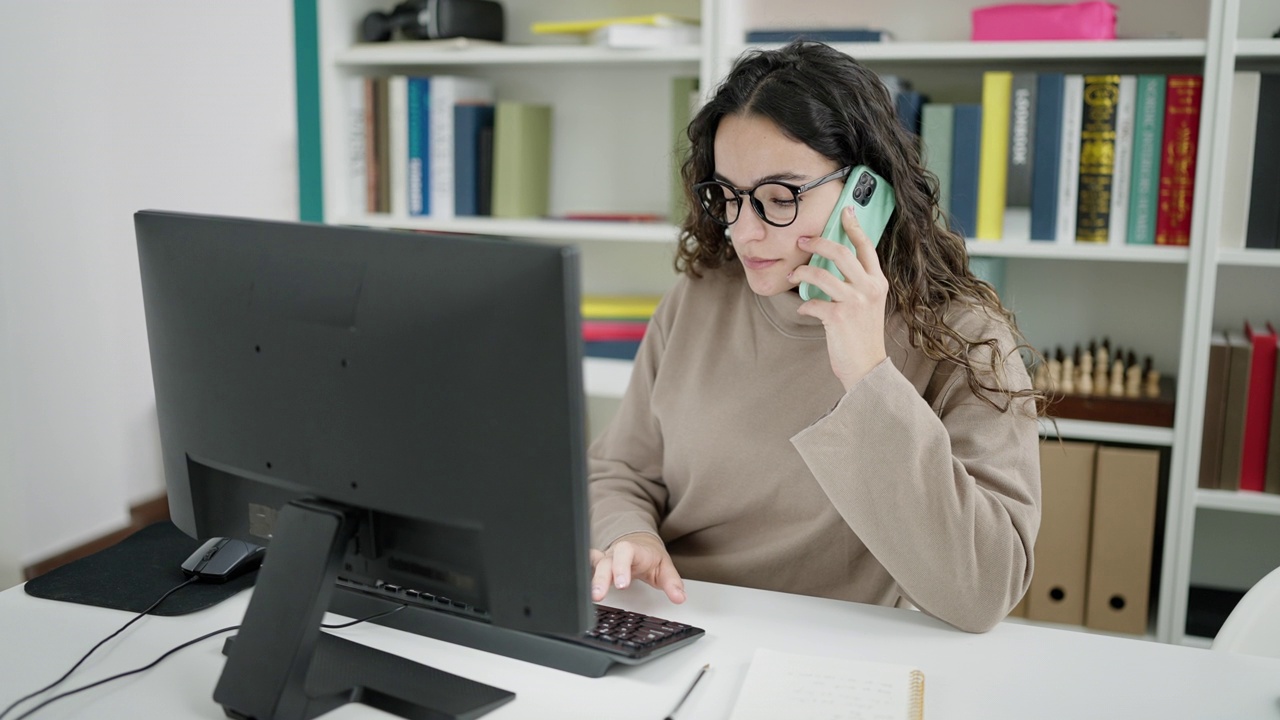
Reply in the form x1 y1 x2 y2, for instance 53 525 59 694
799 165 896 302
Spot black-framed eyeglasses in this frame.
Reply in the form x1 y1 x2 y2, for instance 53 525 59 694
693 166 852 228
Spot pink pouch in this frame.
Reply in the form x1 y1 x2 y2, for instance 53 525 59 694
971 1 1117 41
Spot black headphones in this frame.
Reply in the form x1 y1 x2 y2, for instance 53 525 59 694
362 1 433 42
361 0 506 43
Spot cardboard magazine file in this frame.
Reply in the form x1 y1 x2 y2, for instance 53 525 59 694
1027 440 1097 626
1084 445 1161 635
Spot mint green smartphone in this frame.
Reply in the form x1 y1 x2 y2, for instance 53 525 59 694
799 165 896 302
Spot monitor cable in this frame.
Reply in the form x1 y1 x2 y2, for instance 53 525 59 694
2 577 405 720
0 575 200 720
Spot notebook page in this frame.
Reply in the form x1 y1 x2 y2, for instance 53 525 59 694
727 648 923 720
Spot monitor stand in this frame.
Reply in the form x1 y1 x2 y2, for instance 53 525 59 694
213 498 514 720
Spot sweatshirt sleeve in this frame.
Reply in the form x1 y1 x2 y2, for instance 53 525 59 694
586 311 670 550
790 317 1041 633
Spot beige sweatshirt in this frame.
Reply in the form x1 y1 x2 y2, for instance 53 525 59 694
588 262 1041 632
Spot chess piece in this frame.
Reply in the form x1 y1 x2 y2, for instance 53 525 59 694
1048 348 1063 394
1094 339 1110 396
1109 357 1125 396
1144 356 1160 398
1061 353 1076 395
1033 349 1050 391
1125 362 1142 398
1078 353 1094 395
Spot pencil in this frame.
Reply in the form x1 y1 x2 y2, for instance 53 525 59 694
663 663 710 720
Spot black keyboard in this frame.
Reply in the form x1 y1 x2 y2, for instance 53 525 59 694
331 578 706 678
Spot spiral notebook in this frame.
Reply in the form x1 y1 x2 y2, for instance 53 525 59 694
727 648 925 720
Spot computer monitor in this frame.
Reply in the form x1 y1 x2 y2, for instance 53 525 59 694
135 210 592 719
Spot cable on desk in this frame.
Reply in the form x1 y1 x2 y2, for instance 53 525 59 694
0 576 200 720
9 604 407 720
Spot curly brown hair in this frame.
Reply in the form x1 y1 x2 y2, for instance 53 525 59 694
675 40 1041 413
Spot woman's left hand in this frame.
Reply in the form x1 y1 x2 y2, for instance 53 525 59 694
790 206 889 392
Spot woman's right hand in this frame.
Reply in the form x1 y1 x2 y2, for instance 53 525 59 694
589 532 686 604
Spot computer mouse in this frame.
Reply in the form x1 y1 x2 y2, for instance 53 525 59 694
180 537 266 583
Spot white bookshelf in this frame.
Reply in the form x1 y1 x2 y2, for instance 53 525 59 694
311 0 1280 649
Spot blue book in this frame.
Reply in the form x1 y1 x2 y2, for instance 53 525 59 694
407 77 430 216
895 89 926 136
950 104 983 238
745 28 890 43
1030 73 1065 241
454 104 495 216
583 340 642 360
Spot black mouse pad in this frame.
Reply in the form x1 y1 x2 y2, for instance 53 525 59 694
24 521 255 616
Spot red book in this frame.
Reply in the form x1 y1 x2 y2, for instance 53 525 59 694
1240 320 1278 492
582 319 648 342
1154 75 1202 246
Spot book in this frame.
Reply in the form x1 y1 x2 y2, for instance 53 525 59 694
1029 73 1065 241
727 648 924 720
582 320 647 342
346 76 368 216
407 77 429 215
477 124 494 216
427 77 495 220
976 71 1012 240
375 76 391 214
1004 72 1037 239
1240 321 1277 492
1268 343 1280 494
919 104 954 221
453 103 495 216
590 22 698 47
531 14 696 35
1219 72 1260 250
387 75 409 217
895 89 926 136
670 76 699 223
581 295 661 319
1199 331 1231 489
745 28 892 43
1074 74 1121 243
1155 75 1203 246
949 104 983 238
1126 74 1166 245
492 102 552 219
1245 73 1280 249
583 340 643 360
1055 75 1085 244
1219 330 1254 491
1107 75 1137 246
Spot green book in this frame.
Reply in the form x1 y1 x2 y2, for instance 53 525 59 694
670 77 699 224
920 103 955 222
492 102 552 218
1126 74 1165 245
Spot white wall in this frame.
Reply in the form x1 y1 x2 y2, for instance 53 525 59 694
0 1 298 576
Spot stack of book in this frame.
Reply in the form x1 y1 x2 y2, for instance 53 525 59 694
919 72 1203 245
1199 321 1280 495
531 14 699 49
581 295 661 360
1218 72 1280 250
350 75 551 219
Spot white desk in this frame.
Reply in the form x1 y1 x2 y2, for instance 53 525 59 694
1 579 1278 719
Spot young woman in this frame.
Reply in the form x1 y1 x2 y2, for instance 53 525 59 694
588 41 1041 633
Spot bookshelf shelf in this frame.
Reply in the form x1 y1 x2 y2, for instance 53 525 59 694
1195 489 1280 515
336 42 703 67
966 240 1191 263
1040 418 1176 446
739 39 1207 63
1216 248 1280 267
336 215 680 243
1235 39 1280 58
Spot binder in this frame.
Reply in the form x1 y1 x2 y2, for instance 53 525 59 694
1084 446 1161 635
1027 441 1097 625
